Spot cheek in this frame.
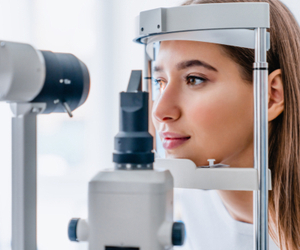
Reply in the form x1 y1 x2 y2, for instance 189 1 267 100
189 96 253 128
185 84 254 152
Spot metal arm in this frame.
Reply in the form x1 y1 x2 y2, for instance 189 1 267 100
10 103 45 250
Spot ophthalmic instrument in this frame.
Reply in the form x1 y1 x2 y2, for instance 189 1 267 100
68 2 271 250
0 2 271 250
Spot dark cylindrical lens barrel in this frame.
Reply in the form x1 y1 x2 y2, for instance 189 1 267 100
113 92 154 165
31 51 90 114
120 92 149 132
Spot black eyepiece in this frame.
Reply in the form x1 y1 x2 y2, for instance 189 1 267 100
31 51 90 114
113 70 154 168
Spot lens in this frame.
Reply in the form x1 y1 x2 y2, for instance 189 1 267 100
31 51 90 114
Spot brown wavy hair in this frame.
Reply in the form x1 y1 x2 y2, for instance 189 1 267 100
181 0 300 249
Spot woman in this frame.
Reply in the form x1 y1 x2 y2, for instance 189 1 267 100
152 0 300 249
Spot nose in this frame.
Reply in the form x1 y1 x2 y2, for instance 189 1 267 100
152 81 181 123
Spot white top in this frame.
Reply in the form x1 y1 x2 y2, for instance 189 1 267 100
173 189 279 250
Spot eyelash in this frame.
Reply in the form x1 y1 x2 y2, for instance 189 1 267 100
153 75 207 91
185 75 206 86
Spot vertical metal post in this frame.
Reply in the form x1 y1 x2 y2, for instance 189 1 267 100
10 103 45 250
253 28 269 250
143 44 151 92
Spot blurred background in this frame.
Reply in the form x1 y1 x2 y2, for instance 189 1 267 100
0 0 298 249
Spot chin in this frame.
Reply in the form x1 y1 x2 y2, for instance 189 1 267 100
165 151 193 160
164 152 209 167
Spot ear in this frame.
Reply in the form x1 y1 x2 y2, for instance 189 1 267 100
268 69 284 121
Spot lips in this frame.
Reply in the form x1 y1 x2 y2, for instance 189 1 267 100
159 132 191 150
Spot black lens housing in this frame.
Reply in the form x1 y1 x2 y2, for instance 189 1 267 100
31 51 90 114
113 91 154 165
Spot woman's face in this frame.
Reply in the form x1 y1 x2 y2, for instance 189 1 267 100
152 40 254 167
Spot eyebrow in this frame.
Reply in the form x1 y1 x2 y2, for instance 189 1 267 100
153 59 218 73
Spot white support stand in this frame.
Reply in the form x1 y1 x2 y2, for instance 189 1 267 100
154 159 272 191
10 103 46 250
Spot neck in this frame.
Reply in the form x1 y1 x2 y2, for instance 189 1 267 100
217 146 254 224
217 190 253 224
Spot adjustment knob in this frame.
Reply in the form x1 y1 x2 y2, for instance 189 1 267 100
68 218 80 242
172 222 185 246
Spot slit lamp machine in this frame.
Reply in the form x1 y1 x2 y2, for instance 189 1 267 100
0 2 271 250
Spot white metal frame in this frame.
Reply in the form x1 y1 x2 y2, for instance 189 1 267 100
135 3 270 250
10 102 46 250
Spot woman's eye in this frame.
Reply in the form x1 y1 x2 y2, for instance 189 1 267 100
186 76 205 86
154 79 167 92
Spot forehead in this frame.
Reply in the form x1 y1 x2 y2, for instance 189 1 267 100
155 40 228 68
